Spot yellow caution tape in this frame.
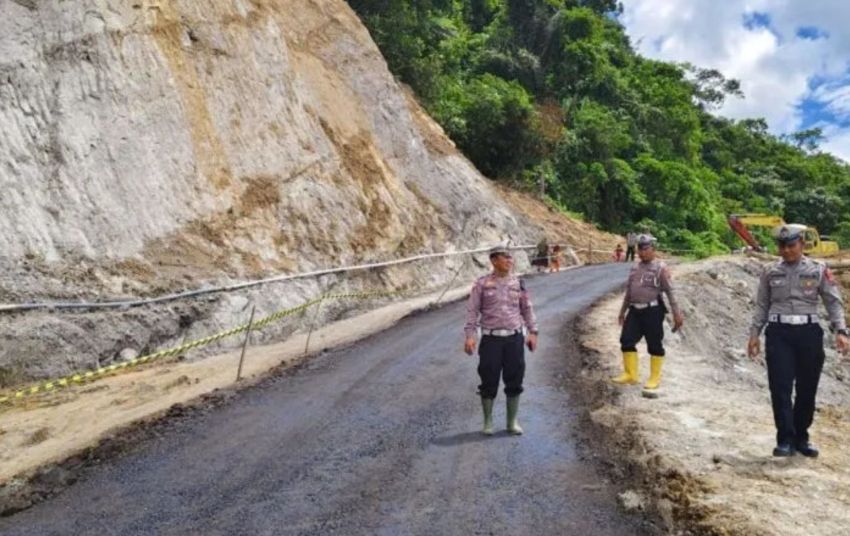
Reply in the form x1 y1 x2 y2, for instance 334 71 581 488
0 288 410 406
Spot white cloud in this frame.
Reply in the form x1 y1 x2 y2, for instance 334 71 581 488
813 82 850 122
820 125 850 163
620 0 850 161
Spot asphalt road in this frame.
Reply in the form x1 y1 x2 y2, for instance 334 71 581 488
0 263 644 536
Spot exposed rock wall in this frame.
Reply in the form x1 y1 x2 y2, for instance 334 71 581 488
0 0 540 381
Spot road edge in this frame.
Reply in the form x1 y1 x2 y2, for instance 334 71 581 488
564 294 728 536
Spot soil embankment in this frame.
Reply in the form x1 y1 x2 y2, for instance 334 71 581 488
577 255 850 535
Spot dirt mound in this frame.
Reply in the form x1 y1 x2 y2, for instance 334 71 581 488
579 255 850 535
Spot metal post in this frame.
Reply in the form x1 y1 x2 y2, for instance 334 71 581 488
303 297 325 356
434 257 467 306
588 239 593 264
236 305 256 382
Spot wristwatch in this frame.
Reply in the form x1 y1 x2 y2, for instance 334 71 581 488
837 328 850 337
529 330 539 335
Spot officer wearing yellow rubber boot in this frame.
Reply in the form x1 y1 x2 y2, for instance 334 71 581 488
613 234 684 390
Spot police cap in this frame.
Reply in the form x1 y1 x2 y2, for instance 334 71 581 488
488 245 511 258
636 234 657 248
773 224 806 244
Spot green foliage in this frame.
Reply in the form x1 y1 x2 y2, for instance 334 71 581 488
832 222 850 249
432 74 544 178
347 0 850 255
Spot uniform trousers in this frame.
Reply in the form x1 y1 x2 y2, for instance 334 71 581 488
478 333 525 399
625 246 635 262
620 305 665 356
765 323 825 445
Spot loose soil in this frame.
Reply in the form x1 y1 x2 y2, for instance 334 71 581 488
577 255 850 535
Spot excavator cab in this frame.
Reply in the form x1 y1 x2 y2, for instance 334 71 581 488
802 228 839 256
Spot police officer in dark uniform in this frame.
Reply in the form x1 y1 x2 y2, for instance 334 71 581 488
464 246 538 435
748 224 850 457
613 234 684 389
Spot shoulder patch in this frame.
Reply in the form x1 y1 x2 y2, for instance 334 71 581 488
825 267 836 284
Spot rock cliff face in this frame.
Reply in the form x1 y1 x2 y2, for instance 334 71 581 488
0 0 540 381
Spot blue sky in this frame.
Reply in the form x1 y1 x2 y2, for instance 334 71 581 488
621 0 850 162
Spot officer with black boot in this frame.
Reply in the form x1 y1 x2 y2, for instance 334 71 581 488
748 224 850 457
464 246 538 435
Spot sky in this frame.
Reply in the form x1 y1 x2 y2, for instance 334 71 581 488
619 0 850 162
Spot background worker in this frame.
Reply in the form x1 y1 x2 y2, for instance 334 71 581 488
549 244 562 273
613 234 684 390
464 246 538 435
532 237 549 272
747 224 850 457
613 244 624 262
625 231 637 262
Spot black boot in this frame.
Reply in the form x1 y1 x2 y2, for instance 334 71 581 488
772 443 794 457
795 441 819 458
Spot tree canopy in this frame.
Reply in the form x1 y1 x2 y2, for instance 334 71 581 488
348 0 850 254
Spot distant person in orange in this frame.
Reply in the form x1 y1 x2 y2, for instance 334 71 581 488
613 244 624 262
549 244 562 272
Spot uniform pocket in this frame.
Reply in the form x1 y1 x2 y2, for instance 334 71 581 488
640 272 658 288
768 276 789 299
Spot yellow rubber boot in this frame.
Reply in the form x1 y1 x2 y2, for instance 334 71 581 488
644 356 664 390
612 351 639 385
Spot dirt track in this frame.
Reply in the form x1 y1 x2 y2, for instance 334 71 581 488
0 264 652 535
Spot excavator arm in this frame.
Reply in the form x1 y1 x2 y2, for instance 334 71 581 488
727 214 786 251
728 213 840 256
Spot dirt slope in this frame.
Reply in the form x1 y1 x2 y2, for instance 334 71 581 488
578 255 850 535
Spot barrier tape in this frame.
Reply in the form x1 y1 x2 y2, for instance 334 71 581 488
0 289 409 406
0 246 595 406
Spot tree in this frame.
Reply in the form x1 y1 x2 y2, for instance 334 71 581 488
784 128 825 152
433 74 544 178
680 64 744 110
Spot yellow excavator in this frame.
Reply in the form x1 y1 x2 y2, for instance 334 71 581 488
728 213 840 257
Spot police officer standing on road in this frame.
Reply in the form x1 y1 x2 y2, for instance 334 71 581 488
748 224 850 457
613 234 684 390
464 246 538 436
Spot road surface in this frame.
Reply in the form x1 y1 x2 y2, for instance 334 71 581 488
0 264 648 535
